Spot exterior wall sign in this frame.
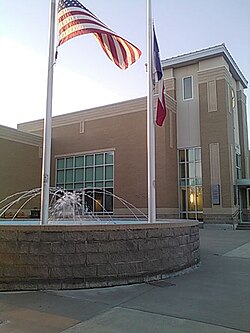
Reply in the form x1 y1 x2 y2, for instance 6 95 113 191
212 184 220 205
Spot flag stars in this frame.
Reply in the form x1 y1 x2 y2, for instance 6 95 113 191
58 0 87 12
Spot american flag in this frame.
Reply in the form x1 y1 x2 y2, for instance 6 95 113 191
153 25 166 126
57 0 142 70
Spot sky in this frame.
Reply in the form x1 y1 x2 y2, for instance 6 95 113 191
0 0 250 131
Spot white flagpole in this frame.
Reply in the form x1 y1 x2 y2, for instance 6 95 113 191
147 0 156 223
40 0 56 225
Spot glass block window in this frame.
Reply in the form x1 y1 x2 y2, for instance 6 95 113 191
183 76 193 100
236 153 241 179
178 147 203 220
55 151 114 214
231 89 236 110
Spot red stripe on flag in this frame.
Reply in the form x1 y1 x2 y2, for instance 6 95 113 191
59 15 109 33
59 19 110 36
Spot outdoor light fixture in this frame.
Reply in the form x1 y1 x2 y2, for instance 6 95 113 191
190 193 194 204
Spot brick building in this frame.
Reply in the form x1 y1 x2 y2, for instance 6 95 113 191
1 44 249 224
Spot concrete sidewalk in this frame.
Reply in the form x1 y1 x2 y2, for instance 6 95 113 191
0 226 250 332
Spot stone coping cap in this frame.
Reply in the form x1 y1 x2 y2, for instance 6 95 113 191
0 220 198 232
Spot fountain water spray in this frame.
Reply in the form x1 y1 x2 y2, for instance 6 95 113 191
0 188 147 224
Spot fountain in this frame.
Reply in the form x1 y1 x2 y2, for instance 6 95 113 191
0 188 200 291
0 187 147 224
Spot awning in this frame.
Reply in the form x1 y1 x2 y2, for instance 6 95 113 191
236 179 250 187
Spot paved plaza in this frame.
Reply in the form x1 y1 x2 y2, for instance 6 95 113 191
0 225 250 332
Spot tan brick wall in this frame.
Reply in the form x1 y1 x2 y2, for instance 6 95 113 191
237 91 249 178
199 79 235 212
47 108 178 215
0 138 42 215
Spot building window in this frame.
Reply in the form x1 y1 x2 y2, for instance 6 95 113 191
247 188 250 209
183 76 193 100
178 147 203 220
231 89 236 110
236 153 241 179
55 151 114 214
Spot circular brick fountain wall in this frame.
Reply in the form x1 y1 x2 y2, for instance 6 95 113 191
0 221 200 291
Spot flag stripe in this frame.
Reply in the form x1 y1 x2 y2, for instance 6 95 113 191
58 12 111 32
98 34 120 68
113 37 128 68
58 8 107 28
57 0 142 70
58 18 111 34
58 22 114 44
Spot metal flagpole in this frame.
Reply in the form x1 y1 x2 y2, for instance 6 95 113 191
40 0 56 225
147 0 156 223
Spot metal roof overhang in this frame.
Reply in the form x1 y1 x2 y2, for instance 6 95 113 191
236 179 250 187
161 44 248 89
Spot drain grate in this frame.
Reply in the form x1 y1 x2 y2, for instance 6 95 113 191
0 320 9 327
148 280 176 288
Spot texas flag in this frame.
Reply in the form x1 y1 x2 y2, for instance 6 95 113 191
153 26 166 126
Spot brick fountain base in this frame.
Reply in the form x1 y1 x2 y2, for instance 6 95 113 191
0 220 200 291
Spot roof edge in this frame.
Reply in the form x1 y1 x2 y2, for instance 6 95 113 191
162 44 248 89
0 124 42 146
